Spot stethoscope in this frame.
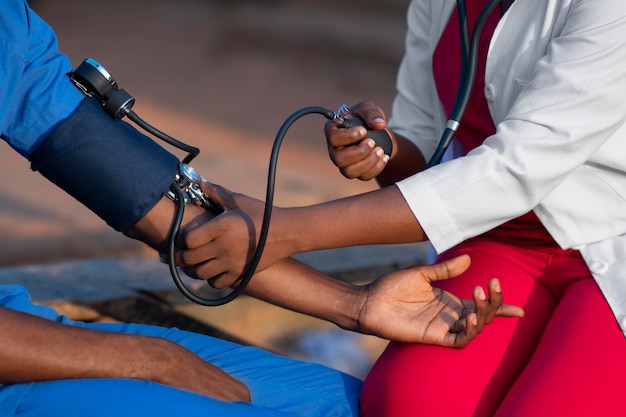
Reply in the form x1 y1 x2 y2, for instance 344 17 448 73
69 0 505 306
428 0 505 167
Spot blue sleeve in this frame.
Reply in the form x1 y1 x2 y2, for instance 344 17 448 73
0 0 84 157
2 1 181 232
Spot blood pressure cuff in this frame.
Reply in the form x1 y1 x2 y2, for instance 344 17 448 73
29 96 179 232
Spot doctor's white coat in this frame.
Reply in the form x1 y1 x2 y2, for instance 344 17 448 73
392 0 626 334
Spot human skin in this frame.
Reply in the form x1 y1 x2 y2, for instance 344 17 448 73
0 306 250 402
0 189 521 405
131 198 523 347
170 100 430 285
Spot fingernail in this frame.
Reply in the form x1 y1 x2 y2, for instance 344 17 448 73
478 287 487 300
383 154 390 163
375 148 384 157
366 139 375 148
494 280 502 293
471 315 478 326
373 117 385 124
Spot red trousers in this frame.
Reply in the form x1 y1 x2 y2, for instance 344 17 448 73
360 229 626 416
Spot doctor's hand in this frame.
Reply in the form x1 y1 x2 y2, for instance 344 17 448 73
355 255 524 347
324 100 395 181
170 182 287 288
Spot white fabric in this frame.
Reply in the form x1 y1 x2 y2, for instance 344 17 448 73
391 0 626 334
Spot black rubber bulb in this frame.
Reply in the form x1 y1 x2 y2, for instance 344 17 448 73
339 117 393 156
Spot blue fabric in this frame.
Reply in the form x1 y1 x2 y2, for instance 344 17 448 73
0 0 84 157
2 0 178 231
30 97 179 231
0 286 362 416
0 4 363 412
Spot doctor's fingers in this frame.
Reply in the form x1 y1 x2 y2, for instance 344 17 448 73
328 138 376 168
335 145 389 180
173 242 219 268
349 100 388 127
176 239 251 278
329 136 375 167
325 121 367 148
356 153 389 181
180 257 244 288
178 210 253 252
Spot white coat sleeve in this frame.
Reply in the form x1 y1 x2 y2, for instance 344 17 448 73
397 0 626 253
387 0 453 160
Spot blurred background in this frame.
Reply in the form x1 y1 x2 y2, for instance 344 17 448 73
0 0 416 377
1 0 410 266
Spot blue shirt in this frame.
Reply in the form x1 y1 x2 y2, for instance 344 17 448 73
0 0 83 157
0 0 179 232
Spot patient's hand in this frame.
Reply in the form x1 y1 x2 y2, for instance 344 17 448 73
355 255 524 348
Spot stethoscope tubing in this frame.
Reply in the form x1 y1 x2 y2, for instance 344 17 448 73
427 0 503 167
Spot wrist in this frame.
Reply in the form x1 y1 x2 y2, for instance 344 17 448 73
140 338 188 383
376 131 426 187
333 285 368 332
124 196 215 252
115 335 190 384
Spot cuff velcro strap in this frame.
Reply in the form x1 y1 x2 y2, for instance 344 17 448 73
30 97 179 231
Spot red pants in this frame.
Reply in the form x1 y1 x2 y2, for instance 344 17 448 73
360 233 626 416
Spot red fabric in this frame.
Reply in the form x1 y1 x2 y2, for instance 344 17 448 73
360 2 626 416
432 0 500 153
434 0 551 241
360 238 626 417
